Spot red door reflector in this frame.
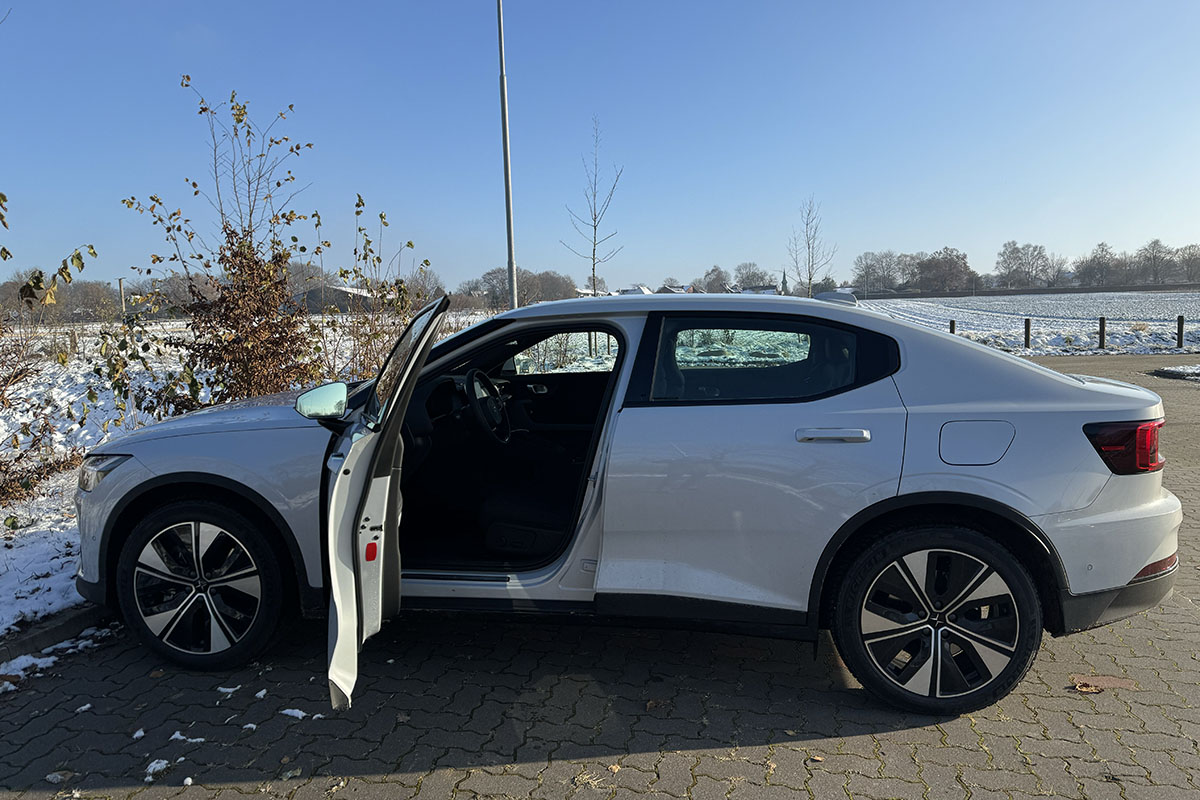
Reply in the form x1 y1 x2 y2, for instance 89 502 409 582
365 542 377 562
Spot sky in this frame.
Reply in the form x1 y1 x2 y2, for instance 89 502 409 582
3 1 1200 291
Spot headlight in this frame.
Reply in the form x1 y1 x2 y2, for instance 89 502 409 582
78 454 131 492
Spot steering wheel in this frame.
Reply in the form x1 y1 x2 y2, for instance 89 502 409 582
463 369 511 445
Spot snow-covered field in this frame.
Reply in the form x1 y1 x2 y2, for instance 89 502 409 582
2 293 1198 647
861 291 1200 354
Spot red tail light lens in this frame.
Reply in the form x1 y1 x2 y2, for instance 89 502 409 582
1083 420 1164 474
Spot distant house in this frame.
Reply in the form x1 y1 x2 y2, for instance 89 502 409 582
740 284 779 295
655 284 691 294
294 283 377 314
616 285 653 295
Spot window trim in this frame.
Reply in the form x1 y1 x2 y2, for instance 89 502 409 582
623 310 900 408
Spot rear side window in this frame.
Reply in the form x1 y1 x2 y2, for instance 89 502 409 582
633 313 898 404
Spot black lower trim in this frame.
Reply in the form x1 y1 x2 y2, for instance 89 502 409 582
595 593 814 641
397 594 817 641
76 575 108 608
1057 568 1176 635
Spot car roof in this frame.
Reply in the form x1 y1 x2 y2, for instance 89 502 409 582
493 293 881 322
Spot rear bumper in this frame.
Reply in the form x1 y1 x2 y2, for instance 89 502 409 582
1058 566 1176 635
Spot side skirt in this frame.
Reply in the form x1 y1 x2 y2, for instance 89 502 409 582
398 594 818 642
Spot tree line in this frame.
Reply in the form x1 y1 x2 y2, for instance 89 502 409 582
852 238 1200 294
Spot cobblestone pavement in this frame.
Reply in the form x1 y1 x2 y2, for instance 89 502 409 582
3 354 1200 800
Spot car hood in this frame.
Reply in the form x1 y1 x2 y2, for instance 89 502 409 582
91 390 322 452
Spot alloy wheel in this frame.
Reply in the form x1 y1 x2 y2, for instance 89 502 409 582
859 548 1020 699
132 521 262 655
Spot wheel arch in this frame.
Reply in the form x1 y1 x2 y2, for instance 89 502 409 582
811 492 1069 635
100 472 324 618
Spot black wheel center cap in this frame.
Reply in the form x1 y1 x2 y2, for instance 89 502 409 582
196 581 208 592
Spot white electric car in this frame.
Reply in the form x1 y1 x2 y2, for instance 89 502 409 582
75 294 1181 713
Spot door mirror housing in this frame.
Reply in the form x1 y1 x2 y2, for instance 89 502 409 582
295 382 348 420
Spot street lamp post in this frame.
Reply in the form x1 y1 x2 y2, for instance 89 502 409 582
496 0 517 310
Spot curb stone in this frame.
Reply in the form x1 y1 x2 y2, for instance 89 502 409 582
0 604 114 664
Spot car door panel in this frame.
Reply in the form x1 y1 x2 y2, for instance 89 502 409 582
326 296 448 709
599 374 906 615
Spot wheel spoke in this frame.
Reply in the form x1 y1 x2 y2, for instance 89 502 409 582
900 552 933 612
937 628 1014 697
213 574 261 600
865 627 936 694
209 568 259 589
203 594 235 652
196 523 223 579
862 617 929 642
143 590 198 638
134 564 192 586
899 627 938 696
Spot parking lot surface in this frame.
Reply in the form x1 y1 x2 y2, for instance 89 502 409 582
2 353 1199 800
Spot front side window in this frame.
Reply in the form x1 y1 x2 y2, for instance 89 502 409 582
645 315 893 403
505 331 620 375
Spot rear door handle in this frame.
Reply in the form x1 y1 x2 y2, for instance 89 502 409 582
528 384 549 395
796 428 872 443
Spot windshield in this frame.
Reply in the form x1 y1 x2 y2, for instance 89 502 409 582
372 299 445 418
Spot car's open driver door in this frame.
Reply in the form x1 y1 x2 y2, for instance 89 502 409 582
327 295 449 709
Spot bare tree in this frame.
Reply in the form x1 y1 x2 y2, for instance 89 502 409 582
787 196 837 297
562 117 623 302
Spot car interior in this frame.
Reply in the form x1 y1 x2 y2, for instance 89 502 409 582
397 325 623 573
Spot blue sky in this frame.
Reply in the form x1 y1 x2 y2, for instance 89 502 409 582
3 1 1199 290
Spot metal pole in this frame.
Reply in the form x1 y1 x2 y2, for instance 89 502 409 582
497 0 518 310
118 277 126 316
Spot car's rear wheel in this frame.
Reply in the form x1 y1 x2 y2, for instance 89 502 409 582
832 525 1042 714
116 501 283 670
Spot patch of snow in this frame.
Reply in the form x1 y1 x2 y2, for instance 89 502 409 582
280 708 307 719
45 772 67 784
133 728 145 739
170 730 205 743
242 723 257 731
217 685 241 695
0 652 58 692
0 470 86 636
254 689 267 699
183 777 193 786
1155 364 1200 380
74 703 92 713
144 759 170 783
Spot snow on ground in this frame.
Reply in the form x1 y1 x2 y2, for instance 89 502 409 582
861 291 1200 355
1154 364 1200 380
0 469 85 636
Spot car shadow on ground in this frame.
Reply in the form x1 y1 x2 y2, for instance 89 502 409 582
0 614 952 793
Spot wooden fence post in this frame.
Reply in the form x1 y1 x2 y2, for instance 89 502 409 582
1179 315 1185 348
1024 318 1031 349
1099 317 1106 349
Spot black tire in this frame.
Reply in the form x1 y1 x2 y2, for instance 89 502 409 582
831 525 1042 714
116 500 283 670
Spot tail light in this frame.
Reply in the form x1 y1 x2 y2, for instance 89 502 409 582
1083 419 1164 474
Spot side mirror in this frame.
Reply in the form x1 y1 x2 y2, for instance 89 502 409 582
295 382 348 420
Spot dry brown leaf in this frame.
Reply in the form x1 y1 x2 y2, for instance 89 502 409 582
784 729 797 736
148 669 165 678
607 765 621 774
645 699 665 711
1072 681 1104 694
807 755 825 763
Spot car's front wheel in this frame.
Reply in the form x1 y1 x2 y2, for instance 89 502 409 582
832 525 1042 714
116 501 283 670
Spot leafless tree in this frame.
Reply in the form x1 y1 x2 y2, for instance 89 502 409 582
562 117 623 302
787 196 837 297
